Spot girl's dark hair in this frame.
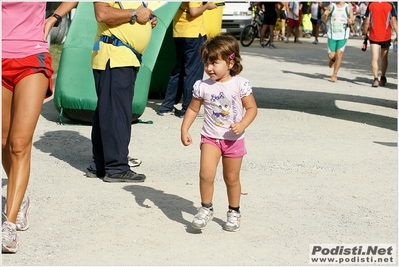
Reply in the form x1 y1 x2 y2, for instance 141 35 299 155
200 34 243 76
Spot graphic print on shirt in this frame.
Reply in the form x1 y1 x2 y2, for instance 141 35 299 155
210 92 231 126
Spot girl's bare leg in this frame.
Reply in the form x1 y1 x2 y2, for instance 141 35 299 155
222 156 243 208
199 144 221 205
2 73 48 223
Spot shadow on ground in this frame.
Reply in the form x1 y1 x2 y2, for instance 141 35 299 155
254 86 397 131
123 184 225 233
33 130 92 173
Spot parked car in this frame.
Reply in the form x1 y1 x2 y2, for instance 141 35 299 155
221 1 252 35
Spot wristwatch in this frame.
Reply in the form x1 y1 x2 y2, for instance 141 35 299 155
47 13 62 27
130 9 137 24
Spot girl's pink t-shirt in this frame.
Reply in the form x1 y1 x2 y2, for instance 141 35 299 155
193 76 253 141
2 2 48 58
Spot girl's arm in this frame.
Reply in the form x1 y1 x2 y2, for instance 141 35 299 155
230 94 257 136
181 97 202 146
44 2 78 40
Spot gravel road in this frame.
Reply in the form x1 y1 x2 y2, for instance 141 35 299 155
2 36 397 266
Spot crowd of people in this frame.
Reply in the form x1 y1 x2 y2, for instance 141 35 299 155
252 1 397 86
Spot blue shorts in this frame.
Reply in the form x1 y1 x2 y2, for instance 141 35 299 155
310 18 321 25
200 135 247 158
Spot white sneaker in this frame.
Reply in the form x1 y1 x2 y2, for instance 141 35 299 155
312 39 318 44
2 221 18 253
191 207 213 230
128 156 142 168
224 210 241 232
16 195 31 231
157 109 175 116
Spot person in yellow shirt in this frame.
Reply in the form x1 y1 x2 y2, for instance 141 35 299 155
86 2 157 182
157 2 217 118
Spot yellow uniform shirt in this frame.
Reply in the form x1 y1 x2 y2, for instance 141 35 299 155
91 2 152 69
173 2 207 38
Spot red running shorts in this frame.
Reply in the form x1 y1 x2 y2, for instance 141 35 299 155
2 52 54 98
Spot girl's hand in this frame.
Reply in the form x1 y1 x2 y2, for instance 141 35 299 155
230 122 245 135
181 132 193 146
43 16 57 41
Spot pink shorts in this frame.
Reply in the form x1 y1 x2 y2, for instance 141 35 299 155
200 135 247 158
2 52 54 99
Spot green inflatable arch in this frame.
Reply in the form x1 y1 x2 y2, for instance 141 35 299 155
54 2 181 124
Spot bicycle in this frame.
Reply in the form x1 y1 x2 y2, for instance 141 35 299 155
318 20 327 37
353 15 365 36
240 9 267 47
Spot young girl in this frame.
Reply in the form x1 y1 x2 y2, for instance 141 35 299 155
180 34 257 232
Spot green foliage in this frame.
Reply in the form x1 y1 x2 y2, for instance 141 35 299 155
49 43 63 74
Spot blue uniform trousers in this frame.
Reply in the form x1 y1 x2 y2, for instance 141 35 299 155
159 35 205 116
89 61 138 175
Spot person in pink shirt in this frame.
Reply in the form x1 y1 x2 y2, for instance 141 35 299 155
181 34 257 232
2 2 77 253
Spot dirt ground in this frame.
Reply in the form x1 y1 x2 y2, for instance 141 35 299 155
2 36 397 266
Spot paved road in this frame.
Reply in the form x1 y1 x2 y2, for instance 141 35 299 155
2 36 397 266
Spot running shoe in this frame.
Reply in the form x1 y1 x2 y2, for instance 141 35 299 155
16 195 30 231
294 39 302 44
313 39 318 44
260 42 265 48
157 109 175 116
191 207 213 230
328 59 335 68
128 156 142 168
103 170 146 183
372 78 379 87
331 74 338 82
2 221 18 253
85 169 105 178
223 210 241 232
380 76 387 86
269 43 277 49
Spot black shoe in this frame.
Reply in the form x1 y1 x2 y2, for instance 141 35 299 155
380 76 387 86
86 169 105 178
103 170 146 183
